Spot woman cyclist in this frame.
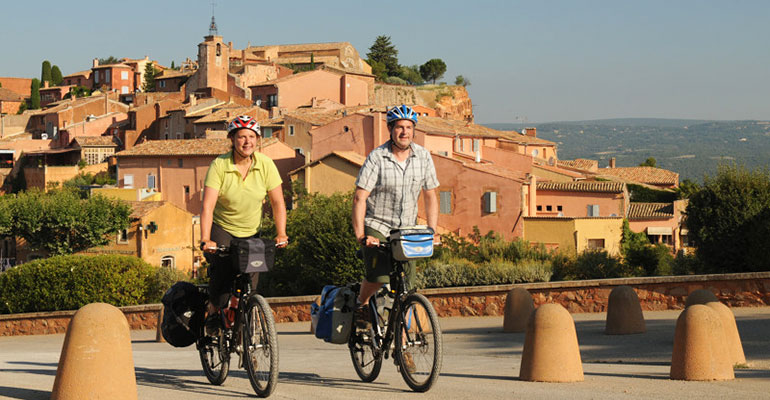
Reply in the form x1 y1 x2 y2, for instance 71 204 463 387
200 115 288 330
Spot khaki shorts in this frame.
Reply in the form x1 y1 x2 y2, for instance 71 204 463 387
362 226 415 289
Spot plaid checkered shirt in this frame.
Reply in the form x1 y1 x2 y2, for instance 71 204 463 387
355 141 440 237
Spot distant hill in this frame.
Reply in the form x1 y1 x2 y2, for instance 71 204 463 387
483 119 770 182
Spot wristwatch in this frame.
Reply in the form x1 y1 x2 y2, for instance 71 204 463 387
199 241 207 251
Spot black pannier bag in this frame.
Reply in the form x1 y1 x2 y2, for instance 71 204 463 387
161 281 206 347
229 237 276 273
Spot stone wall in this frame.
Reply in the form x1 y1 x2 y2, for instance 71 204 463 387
1 272 768 336
371 84 473 122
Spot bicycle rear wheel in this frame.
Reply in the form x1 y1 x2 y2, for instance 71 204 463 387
243 294 279 397
395 293 442 392
199 333 230 385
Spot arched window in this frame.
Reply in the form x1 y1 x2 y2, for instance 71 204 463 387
216 43 221 56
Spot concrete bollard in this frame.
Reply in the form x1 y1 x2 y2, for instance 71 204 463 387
685 289 718 308
51 303 138 400
705 301 746 365
519 303 583 382
503 287 535 333
670 304 734 381
605 286 646 335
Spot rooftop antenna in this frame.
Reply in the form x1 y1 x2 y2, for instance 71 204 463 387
209 1 218 36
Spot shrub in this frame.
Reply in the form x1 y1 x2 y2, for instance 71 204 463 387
0 255 183 314
672 251 702 275
415 257 551 289
570 249 635 280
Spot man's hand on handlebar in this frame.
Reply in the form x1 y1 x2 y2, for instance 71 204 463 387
359 235 380 247
433 233 442 246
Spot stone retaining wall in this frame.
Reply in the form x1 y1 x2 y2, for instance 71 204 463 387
2 272 768 336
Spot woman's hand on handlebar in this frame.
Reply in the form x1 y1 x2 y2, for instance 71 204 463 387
275 234 289 248
433 233 442 246
200 239 217 254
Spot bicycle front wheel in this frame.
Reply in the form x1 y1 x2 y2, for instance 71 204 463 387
199 333 230 385
395 293 443 392
243 294 279 397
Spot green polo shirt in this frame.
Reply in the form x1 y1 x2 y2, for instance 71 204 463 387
204 151 282 238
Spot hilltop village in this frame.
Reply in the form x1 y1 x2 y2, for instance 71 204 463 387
0 29 686 275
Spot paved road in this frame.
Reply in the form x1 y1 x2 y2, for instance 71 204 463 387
1 308 770 399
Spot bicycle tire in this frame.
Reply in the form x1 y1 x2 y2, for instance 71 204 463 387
348 324 383 382
243 294 279 397
395 293 442 392
199 333 230 385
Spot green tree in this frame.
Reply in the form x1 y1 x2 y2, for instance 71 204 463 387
29 78 41 109
455 75 471 87
640 157 657 167
41 60 52 85
368 59 388 81
10 188 131 256
64 86 91 99
676 178 701 199
51 65 63 86
142 63 160 92
170 60 176 70
399 65 424 85
420 58 447 84
367 35 400 77
257 191 360 296
0 196 12 237
98 56 120 65
686 164 770 273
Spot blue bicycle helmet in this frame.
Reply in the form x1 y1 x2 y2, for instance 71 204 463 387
386 105 418 126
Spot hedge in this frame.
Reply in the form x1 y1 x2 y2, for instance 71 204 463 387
415 257 552 289
0 255 186 314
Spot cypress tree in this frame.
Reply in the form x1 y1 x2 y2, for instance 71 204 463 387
41 60 52 85
51 65 63 86
30 79 41 109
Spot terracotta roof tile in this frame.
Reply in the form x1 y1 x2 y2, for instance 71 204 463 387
285 109 340 126
557 158 598 172
537 181 625 193
63 70 92 78
115 137 279 157
128 201 166 219
72 136 118 147
193 105 269 124
0 88 24 102
628 202 674 219
532 164 586 179
155 70 194 80
461 161 528 182
597 167 679 186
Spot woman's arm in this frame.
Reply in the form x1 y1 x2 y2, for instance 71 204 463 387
267 185 288 248
200 186 219 253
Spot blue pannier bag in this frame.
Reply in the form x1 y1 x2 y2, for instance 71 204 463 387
311 285 355 344
389 226 435 261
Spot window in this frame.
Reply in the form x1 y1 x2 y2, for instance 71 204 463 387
267 94 277 107
557 205 563 212
147 174 156 189
262 127 272 138
161 256 175 269
437 151 448 156
587 239 605 249
454 137 461 151
166 159 172 166
587 204 600 217
472 139 480 152
124 174 134 188
176 132 182 139
184 185 190 195
439 191 452 214
117 229 129 244
94 72 99 84
121 86 129 94
536 205 542 212
483 191 497 213
159 80 166 88
121 71 128 80
289 125 295 136
177 158 183 167
546 205 552 212
105 72 110 83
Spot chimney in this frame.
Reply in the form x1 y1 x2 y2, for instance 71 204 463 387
189 94 197 106
525 127 537 137
609 157 616 168
93 58 99 68
43 81 49 89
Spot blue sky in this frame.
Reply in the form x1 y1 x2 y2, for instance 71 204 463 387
2 0 768 123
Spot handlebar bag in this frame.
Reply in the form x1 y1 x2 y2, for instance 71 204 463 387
389 226 434 261
229 237 275 273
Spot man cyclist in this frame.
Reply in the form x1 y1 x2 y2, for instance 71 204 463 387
200 115 288 332
352 104 440 316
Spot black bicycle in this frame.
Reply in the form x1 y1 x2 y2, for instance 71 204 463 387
196 246 279 398
348 240 443 392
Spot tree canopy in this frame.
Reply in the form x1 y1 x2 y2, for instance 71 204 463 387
685 164 770 273
51 65 63 86
29 79 41 109
4 188 131 256
98 56 121 65
142 63 161 92
420 59 447 84
639 157 657 167
455 75 471 87
41 61 52 85
367 35 400 78
399 65 424 85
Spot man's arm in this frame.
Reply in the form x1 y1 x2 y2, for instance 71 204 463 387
352 187 378 246
423 188 440 244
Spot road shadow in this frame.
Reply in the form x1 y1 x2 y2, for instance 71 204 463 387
278 370 408 393
0 386 50 400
